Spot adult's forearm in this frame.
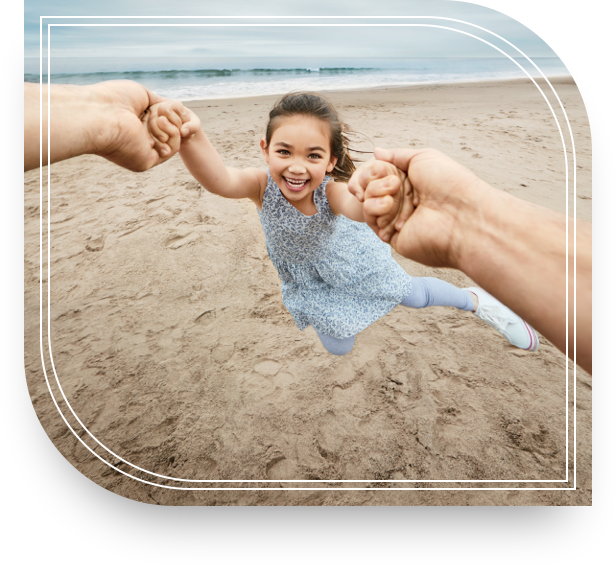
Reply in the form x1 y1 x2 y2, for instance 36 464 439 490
455 185 591 373
24 83 102 171
24 83 43 170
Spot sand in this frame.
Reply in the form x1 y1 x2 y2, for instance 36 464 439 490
24 77 591 505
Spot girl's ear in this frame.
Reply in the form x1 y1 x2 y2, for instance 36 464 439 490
326 156 338 173
260 138 270 163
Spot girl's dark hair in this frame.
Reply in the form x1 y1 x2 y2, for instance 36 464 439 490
264 92 356 182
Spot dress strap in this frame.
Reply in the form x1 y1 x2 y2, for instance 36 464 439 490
313 175 334 215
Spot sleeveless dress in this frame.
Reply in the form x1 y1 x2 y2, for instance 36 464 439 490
257 172 413 339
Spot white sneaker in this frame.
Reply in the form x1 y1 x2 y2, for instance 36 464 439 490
466 287 539 351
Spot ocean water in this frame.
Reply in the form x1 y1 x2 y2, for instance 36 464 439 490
24 57 569 101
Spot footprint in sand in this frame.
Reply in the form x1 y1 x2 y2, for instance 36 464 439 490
195 309 216 326
332 381 362 408
317 411 346 457
272 371 295 387
211 343 234 364
266 456 300 480
254 359 281 377
164 229 201 249
183 180 201 192
85 234 105 252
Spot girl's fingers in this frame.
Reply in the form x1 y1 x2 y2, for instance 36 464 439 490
349 160 398 202
162 102 184 129
365 195 397 238
377 197 400 229
364 194 394 217
153 137 171 159
146 102 185 142
159 116 181 156
347 169 369 202
147 111 169 144
363 172 415 233
364 175 401 199
359 163 412 246
157 115 180 143
168 101 193 126
354 158 385 193
376 183 403 229
141 115 170 159
347 174 364 202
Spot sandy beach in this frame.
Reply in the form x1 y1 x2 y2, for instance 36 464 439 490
24 77 591 505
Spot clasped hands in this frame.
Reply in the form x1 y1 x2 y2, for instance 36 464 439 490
348 157 414 247
78 81 201 172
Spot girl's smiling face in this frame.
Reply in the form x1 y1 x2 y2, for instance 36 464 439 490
261 115 338 212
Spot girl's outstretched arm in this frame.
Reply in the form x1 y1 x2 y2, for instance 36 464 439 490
181 129 265 204
148 102 266 205
326 180 367 222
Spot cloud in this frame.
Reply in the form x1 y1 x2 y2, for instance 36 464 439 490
25 1 557 60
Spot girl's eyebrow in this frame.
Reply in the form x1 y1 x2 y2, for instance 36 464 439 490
273 141 326 152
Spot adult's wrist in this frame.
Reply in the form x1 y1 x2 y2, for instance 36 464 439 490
445 176 497 272
49 84 104 160
78 83 125 157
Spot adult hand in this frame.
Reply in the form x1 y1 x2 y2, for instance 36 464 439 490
86 81 194 171
24 80 197 172
350 146 592 374
348 147 490 269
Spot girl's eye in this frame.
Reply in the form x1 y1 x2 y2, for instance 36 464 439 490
308 153 322 160
277 150 290 156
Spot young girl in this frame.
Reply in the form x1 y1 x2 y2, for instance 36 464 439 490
147 92 538 355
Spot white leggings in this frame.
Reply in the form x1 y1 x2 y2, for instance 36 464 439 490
316 277 474 356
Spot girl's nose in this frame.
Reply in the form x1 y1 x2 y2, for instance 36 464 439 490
288 162 307 174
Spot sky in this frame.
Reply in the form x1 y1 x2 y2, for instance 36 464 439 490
24 0 559 62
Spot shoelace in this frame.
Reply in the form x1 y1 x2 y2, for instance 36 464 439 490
475 304 517 333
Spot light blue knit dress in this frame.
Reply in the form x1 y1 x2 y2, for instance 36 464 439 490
257 173 413 339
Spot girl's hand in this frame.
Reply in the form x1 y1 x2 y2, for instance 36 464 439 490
348 159 414 243
144 101 202 160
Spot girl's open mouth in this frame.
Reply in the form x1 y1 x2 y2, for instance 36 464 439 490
283 177 309 192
